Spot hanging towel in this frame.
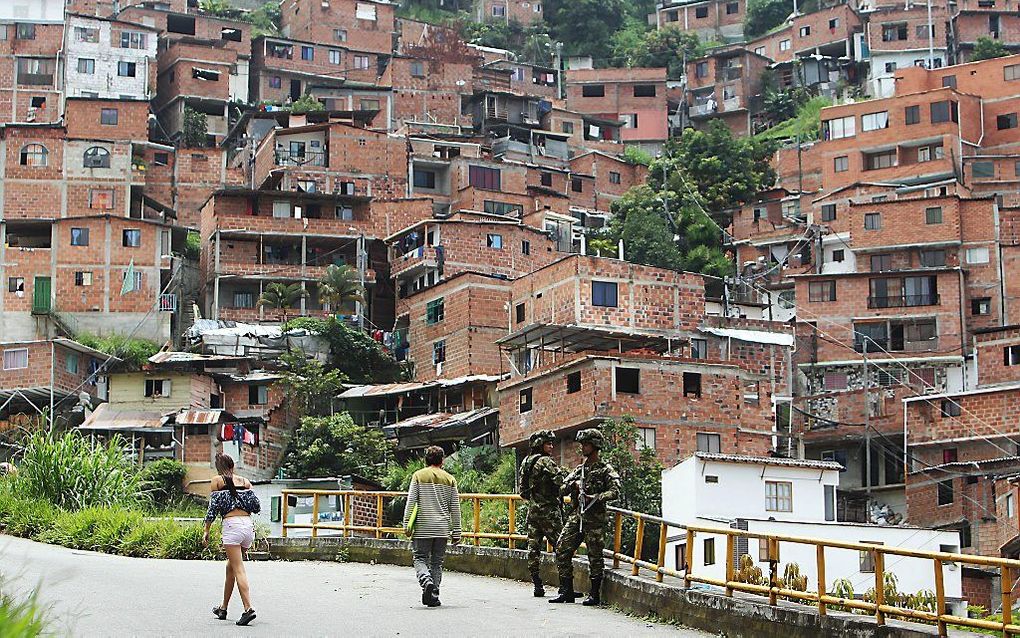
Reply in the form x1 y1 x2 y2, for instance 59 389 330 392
243 429 256 446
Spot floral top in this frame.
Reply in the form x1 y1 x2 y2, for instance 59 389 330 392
205 487 261 523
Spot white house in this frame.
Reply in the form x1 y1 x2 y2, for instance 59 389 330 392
63 14 158 102
663 453 964 611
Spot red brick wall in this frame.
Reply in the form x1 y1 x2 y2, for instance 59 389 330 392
64 99 150 142
0 22 63 123
976 328 1020 386
279 0 396 56
565 68 669 143
389 57 473 128
157 41 237 104
0 341 98 396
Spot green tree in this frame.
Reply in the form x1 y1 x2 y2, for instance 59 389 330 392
282 317 403 384
280 352 347 417
633 25 704 79
318 264 364 313
257 282 307 322
972 36 1009 61
545 0 626 63
290 93 325 114
597 417 664 555
249 2 281 36
621 145 653 167
744 0 793 38
283 413 392 480
180 107 208 148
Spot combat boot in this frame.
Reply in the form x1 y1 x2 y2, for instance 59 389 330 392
548 577 576 603
532 575 545 597
581 576 602 606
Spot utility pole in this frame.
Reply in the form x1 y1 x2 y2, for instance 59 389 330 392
356 234 366 330
863 338 872 512
555 42 564 101
926 0 935 70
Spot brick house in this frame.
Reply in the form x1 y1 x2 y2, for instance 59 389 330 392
474 0 544 25
0 19 64 124
655 0 745 42
951 0 1020 62
565 68 669 149
686 45 770 136
279 0 397 57
0 337 112 422
63 14 159 103
865 1 951 97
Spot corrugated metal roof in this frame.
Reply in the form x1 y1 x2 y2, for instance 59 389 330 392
700 327 794 347
176 409 225 425
148 351 248 364
695 452 843 471
78 403 172 431
338 375 500 399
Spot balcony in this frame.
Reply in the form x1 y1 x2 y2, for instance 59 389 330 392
690 102 717 117
867 293 940 309
275 150 327 168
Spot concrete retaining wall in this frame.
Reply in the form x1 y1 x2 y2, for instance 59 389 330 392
267 537 942 638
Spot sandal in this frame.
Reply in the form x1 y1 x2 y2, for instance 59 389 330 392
236 608 257 626
212 606 227 620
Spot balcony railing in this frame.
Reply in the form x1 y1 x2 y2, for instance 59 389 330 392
867 293 940 309
275 150 327 167
159 293 177 312
854 337 938 353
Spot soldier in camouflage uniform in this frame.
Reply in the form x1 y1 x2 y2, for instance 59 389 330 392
549 428 621 606
519 429 566 597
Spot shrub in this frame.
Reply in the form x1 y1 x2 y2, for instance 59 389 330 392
0 586 48 638
36 507 142 554
74 334 159 371
139 459 187 507
120 518 180 558
17 432 144 510
0 490 57 538
160 521 219 560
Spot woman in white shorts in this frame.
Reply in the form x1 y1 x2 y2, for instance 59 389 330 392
204 452 261 626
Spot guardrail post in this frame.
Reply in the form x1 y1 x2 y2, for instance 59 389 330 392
473 497 481 547
632 515 645 576
311 492 320 539
1002 565 1013 638
343 493 351 538
656 521 668 583
613 512 623 570
933 558 946 637
768 538 779 606
816 544 826 617
874 550 885 626
508 499 517 550
725 534 735 597
281 491 289 538
375 493 383 539
684 530 695 588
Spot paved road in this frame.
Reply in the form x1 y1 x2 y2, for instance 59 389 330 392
1 535 712 637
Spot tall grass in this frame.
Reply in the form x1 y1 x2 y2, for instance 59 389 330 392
0 586 48 638
17 431 145 510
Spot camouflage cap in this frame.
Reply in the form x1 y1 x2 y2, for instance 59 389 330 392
529 429 556 449
576 428 604 449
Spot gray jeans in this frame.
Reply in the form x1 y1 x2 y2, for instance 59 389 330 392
412 537 448 590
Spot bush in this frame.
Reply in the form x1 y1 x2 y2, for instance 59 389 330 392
140 459 187 507
0 586 48 638
120 518 181 558
37 507 142 554
160 522 218 560
0 485 57 538
74 334 160 371
17 431 145 510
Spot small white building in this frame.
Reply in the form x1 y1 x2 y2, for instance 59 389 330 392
663 453 964 611
63 14 158 102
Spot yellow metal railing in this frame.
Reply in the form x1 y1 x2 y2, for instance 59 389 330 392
608 506 1020 637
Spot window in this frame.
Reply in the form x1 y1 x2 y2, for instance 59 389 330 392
808 280 836 302
973 161 995 179
940 75 956 90
703 538 715 566
823 372 848 390
353 55 370 70
829 17 839 29
3 349 29 370
941 447 959 464
413 170 436 189
937 479 954 505
74 25 99 43
765 481 793 512
691 338 707 359
101 108 118 125
71 227 89 246
998 113 1018 130
269 76 282 89
1005 345 1020 366
519 388 533 413
609 171 621 185
832 249 845 262
117 61 136 77
695 61 708 78
925 206 943 225
233 291 254 308
862 111 889 132
77 58 95 74
566 371 581 394
864 212 882 230
727 1 739 12
410 60 425 77
676 544 688 571
561 121 574 134
885 62 897 73
833 156 849 172
359 99 380 111
540 171 553 187
882 22 908 41
581 84 605 98
860 541 883 572
916 23 936 39
637 428 656 450
941 399 962 417
75 271 93 286
249 385 269 405
88 189 114 210
8 277 24 294
616 367 640 394
122 229 141 247
83 146 111 169
65 352 80 375
695 6 709 18
486 234 503 249
820 204 837 222
633 84 656 97
334 29 347 42
865 150 896 171
683 372 702 398
800 26 811 37
521 240 531 255
515 303 525 324
469 165 501 190
930 100 958 124
972 297 991 315
221 27 242 41
780 39 791 51
425 297 444 325
900 106 920 127
329 49 342 65
492 4 506 16
17 58 54 85
870 254 892 272
144 379 171 398
432 340 446 364
19 143 47 167
822 116 855 140
300 46 313 61
697 432 720 453
967 247 990 264
1007 64 1020 81
16 23 36 40
120 31 147 49
570 177 584 193
356 1 377 19
592 281 618 307
920 249 946 267
621 114 638 129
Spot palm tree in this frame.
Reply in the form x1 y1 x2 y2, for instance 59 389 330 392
257 282 307 322
318 264 364 314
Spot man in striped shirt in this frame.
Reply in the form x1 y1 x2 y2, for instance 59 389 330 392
403 445 462 607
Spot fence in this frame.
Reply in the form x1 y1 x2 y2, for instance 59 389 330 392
279 490 1020 635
